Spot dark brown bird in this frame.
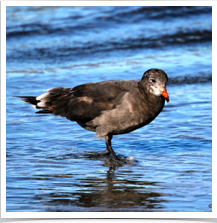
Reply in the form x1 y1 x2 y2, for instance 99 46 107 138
18 68 169 160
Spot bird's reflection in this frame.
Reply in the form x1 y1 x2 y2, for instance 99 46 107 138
33 154 168 212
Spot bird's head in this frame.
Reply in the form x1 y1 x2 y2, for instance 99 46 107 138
139 68 169 103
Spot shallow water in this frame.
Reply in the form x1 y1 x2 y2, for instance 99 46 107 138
6 6 212 212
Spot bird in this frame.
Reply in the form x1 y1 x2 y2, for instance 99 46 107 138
18 68 169 161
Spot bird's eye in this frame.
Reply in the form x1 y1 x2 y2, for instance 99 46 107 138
151 79 156 83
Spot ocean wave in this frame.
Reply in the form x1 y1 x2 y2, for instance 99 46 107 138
6 6 211 40
168 73 212 85
7 28 211 63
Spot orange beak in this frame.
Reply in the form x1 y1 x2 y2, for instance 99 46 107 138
160 88 169 103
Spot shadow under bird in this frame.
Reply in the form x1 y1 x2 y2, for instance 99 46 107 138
18 68 169 161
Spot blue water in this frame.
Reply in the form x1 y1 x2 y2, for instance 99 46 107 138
6 6 212 212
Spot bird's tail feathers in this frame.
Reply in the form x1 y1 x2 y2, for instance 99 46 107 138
16 96 54 113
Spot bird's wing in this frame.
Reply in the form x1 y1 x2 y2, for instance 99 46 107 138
35 81 130 123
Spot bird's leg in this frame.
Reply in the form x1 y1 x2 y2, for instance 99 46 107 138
105 134 119 160
100 148 111 155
